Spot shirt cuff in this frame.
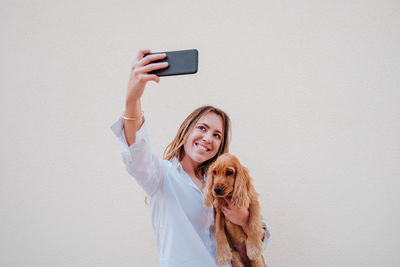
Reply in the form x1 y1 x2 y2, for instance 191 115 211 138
110 116 147 153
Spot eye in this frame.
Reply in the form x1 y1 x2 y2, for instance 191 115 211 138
198 125 206 131
214 133 221 139
226 169 233 176
212 170 216 175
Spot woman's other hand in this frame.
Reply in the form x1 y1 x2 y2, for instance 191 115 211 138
221 197 250 234
126 49 168 104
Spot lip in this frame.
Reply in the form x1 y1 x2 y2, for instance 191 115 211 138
195 142 211 152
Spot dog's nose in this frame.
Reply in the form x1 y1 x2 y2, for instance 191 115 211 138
214 187 223 195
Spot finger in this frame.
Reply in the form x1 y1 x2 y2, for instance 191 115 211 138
141 62 169 73
221 209 227 216
224 197 232 207
136 49 152 61
138 74 160 83
139 53 167 67
221 206 230 214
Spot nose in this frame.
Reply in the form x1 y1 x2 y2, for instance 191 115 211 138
214 187 223 195
202 132 212 143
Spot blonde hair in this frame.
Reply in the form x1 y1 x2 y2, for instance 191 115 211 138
164 105 231 178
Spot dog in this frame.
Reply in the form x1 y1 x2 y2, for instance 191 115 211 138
204 153 266 267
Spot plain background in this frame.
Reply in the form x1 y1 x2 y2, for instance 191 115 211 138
1 0 399 266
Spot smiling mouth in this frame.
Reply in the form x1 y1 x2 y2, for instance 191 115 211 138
195 142 210 151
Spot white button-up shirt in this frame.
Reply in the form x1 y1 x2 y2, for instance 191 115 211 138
111 117 269 267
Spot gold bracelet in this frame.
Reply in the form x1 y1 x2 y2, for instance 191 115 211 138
122 110 144 121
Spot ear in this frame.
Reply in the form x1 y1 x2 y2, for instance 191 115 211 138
204 166 215 207
231 164 250 209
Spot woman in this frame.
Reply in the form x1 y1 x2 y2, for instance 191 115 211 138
111 50 270 267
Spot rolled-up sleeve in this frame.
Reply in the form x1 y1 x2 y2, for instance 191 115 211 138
263 224 271 249
111 116 164 196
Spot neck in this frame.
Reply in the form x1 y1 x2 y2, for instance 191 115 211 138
180 155 199 178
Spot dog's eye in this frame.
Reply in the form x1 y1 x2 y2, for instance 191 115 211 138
212 170 216 175
226 170 233 176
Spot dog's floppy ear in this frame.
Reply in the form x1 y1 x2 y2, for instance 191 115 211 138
231 164 250 209
204 165 215 207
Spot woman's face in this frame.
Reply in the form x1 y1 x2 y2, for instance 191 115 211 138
182 112 224 167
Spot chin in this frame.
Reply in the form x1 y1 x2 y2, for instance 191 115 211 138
192 154 212 164
193 156 209 164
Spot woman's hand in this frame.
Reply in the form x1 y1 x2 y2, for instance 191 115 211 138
123 49 168 146
221 197 250 234
126 49 168 104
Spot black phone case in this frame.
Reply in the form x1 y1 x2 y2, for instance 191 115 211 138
145 49 198 76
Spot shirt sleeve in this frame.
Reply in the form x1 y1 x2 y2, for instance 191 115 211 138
110 116 164 197
263 224 271 250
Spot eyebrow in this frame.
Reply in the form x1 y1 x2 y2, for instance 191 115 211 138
197 122 223 135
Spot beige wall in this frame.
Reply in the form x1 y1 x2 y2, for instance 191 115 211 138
1 0 399 266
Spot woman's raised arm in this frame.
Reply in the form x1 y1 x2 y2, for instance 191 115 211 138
124 49 168 145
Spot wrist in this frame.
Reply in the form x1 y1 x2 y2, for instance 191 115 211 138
125 97 140 106
123 110 144 121
125 100 141 116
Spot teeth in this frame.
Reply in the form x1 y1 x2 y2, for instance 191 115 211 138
197 143 209 151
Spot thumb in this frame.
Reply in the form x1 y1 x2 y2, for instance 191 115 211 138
224 197 232 207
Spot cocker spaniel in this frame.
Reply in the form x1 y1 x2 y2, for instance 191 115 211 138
204 153 266 267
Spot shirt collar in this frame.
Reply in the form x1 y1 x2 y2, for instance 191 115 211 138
171 157 184 172
171 157 207 182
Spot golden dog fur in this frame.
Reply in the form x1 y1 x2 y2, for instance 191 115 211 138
204 153 266 267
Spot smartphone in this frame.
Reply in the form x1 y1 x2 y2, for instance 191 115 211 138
144 49 198 77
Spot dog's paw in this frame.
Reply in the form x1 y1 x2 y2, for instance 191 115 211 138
217 245 232 266
246 238 263 260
